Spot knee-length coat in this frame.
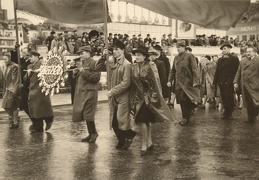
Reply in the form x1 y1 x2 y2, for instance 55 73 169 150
96 55 132 130
72 57 101 122
25 60 53 118
234 55 259 107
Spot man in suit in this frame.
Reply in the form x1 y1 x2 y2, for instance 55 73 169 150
167 40 200 126
213 43 240 119
233 46 259 123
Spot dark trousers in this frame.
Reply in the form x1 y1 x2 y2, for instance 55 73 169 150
86 121 97 134
31 117 53 131
244 87 259 119
179 98 193 120
219 84 235 116
20 91 30 118
112 108 135 143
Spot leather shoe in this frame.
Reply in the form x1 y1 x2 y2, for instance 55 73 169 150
9 123 19 129
88 133 98 143
116 141 125 149
81 135 91 142
179 118 189 126
122 139 133 150
147 144 154 151
45 122 52 131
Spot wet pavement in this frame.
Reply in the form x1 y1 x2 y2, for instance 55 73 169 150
1 101 259 180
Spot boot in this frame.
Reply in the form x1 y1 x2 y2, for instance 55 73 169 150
82 122 92 142
88 121 98 143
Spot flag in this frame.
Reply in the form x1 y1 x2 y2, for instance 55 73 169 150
121 0 250 30
16 0 111 24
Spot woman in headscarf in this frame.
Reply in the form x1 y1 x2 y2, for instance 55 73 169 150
130 46 173 155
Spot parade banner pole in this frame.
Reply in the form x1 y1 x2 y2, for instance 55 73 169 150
13 0 22 83
103 0 111 90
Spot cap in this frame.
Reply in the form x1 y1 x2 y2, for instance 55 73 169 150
50 31 55 35
220 42 232 50
132 46 148 56
148 48 158 55
29 50 40 57
185 46 192 52
112 40 125 50
176 40 186 47
77 46 92 54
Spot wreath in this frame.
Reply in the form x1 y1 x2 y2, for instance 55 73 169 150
38 54 65 96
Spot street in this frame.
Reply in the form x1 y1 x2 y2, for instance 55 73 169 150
0 102 259 180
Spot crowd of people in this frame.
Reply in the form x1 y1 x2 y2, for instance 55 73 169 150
43 30 259 57
0 30 259 156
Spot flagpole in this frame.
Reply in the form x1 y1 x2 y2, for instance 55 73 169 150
103 0 111 90
13 0 22 83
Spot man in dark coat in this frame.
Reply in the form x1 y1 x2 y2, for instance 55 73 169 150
20 48 31 118
148 48 167 98
72 46 101 143
154 45 170 99
213 43 240 119
24 51 54 133
45 31 55 51
234 46 259 123
167 40 200 126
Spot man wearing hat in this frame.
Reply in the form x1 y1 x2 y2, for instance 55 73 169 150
213 42 240 119
45 31 55 51
148 48 167 98
72 46 101 143
24 51 54 133
167 40 200 126
154 45 171 99
96 40 137 150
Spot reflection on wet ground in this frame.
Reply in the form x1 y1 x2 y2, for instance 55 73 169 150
0 102 259 179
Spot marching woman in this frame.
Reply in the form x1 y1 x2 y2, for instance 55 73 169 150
130 46 174 155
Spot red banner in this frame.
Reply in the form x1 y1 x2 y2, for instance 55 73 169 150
16 0 111 24
121 0 250 30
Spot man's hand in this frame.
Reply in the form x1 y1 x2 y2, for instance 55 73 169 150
27 69 33 76
167 82 172 87
107 91 112 98
193 83 199 87
234 83 238 92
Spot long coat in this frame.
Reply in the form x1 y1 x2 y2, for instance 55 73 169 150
153 59 167 98
1 62 21 109
205 61 217 99
130 61 174 122
157 54 170 98
168 52 200 103
72 57 101 122
96 55 132 130
233 55 259 107
25 60 53 119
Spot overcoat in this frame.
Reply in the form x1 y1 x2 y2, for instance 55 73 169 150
205 61 217 99
157 54 170 98
130 61 174 122
72 57 101 122
233 55 259 107
168 52 200 103
25 60 53 118
96 55 132 130
1 62 21 110
153 59 167 98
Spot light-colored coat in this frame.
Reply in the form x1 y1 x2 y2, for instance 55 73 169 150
25 60 54 118
96 55 131 130
233 55 259 107
72 57 100 122
1 62 20 109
